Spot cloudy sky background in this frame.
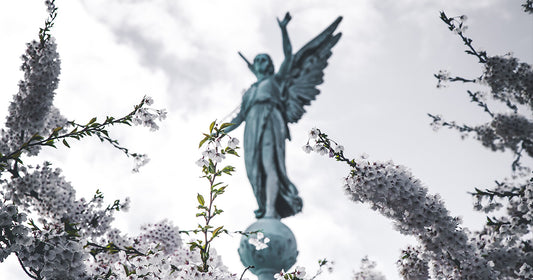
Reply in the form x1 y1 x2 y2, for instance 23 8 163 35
0 0 532 279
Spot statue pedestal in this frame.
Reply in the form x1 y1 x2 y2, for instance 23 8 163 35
238 218 298 280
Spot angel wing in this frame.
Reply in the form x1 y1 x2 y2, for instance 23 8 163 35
283 16 342 124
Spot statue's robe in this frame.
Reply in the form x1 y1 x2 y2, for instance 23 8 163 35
237 76 303 218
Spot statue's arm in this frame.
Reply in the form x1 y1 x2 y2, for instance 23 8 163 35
239 51 256 76
224 108 244 134
277 12 293 78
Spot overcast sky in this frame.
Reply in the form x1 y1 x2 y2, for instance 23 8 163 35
1 0 532 279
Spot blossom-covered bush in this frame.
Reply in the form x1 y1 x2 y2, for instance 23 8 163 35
0 1 240 279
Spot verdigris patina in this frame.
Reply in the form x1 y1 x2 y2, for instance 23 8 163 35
225 12 342 219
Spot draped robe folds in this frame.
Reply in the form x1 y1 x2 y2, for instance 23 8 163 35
236 76 303 219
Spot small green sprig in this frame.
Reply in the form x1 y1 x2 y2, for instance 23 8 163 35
189 120 239 272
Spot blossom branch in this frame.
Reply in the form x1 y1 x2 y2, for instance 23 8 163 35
305 128 496 279
439 11 487 63
0 96 160 172
190 120 239 272
466 90 494 117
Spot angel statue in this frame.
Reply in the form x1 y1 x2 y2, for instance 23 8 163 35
224 12 342 219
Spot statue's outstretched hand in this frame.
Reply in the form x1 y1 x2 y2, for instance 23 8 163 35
277 12 291 29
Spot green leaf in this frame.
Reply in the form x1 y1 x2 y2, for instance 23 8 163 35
62 139 70 148
208 163 215 174
212 226 224 238
52 126 63 134
209 120 216 133
197 194 205 206
221 165 235 175
45 139 56 148
199 136 209 148
189 242 199 251
31 134 44 141
219 122 234 130
11 150 22 159
88 117 97 125
11 151 23 164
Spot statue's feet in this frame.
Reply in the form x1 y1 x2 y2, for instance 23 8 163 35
254 208 265 219
255 208 280 219
263 209 280 219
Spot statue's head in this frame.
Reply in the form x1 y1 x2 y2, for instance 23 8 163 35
253 54 274 76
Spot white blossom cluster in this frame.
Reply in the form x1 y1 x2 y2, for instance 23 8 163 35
18 229 89 279
484 55 533 109
302 127 343 156
274 266 306 280
452 15 468 34
0 161 136 278
247 231 270 250
196 137 239 167
470 113 533 159
434 70 451 88
0 202 31 262
132 154 151 173
340 158 494 279
87 222 237 280
138 221 183 254
305 129 493 278
353 256 387 280
3 163 126 238
396 246 429 280
132 96 167 132
470 174 533 278
1 33 66 156
307 126 533 278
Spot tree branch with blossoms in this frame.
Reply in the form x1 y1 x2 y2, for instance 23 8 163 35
439 12 486 63
431 11 533 171
305 128 497 279
0 96 165 174
431 11 532 276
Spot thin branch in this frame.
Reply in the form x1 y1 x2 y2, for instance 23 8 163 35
439 11 487 63
17 253 39 280
239 266 254 280
467 90 494 117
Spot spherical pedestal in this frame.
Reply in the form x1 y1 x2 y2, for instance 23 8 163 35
238 218 298 280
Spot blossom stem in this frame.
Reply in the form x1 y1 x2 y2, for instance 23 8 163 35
239 265 254 280
16 253 39 280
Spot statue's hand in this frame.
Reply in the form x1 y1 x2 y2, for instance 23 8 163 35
277 12 291 29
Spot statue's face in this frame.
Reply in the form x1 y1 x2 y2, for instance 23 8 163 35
253 54 274 75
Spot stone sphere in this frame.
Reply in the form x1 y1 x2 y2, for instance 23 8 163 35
238 218 298 280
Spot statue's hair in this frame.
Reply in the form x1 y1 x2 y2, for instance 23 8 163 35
254 53 275 75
